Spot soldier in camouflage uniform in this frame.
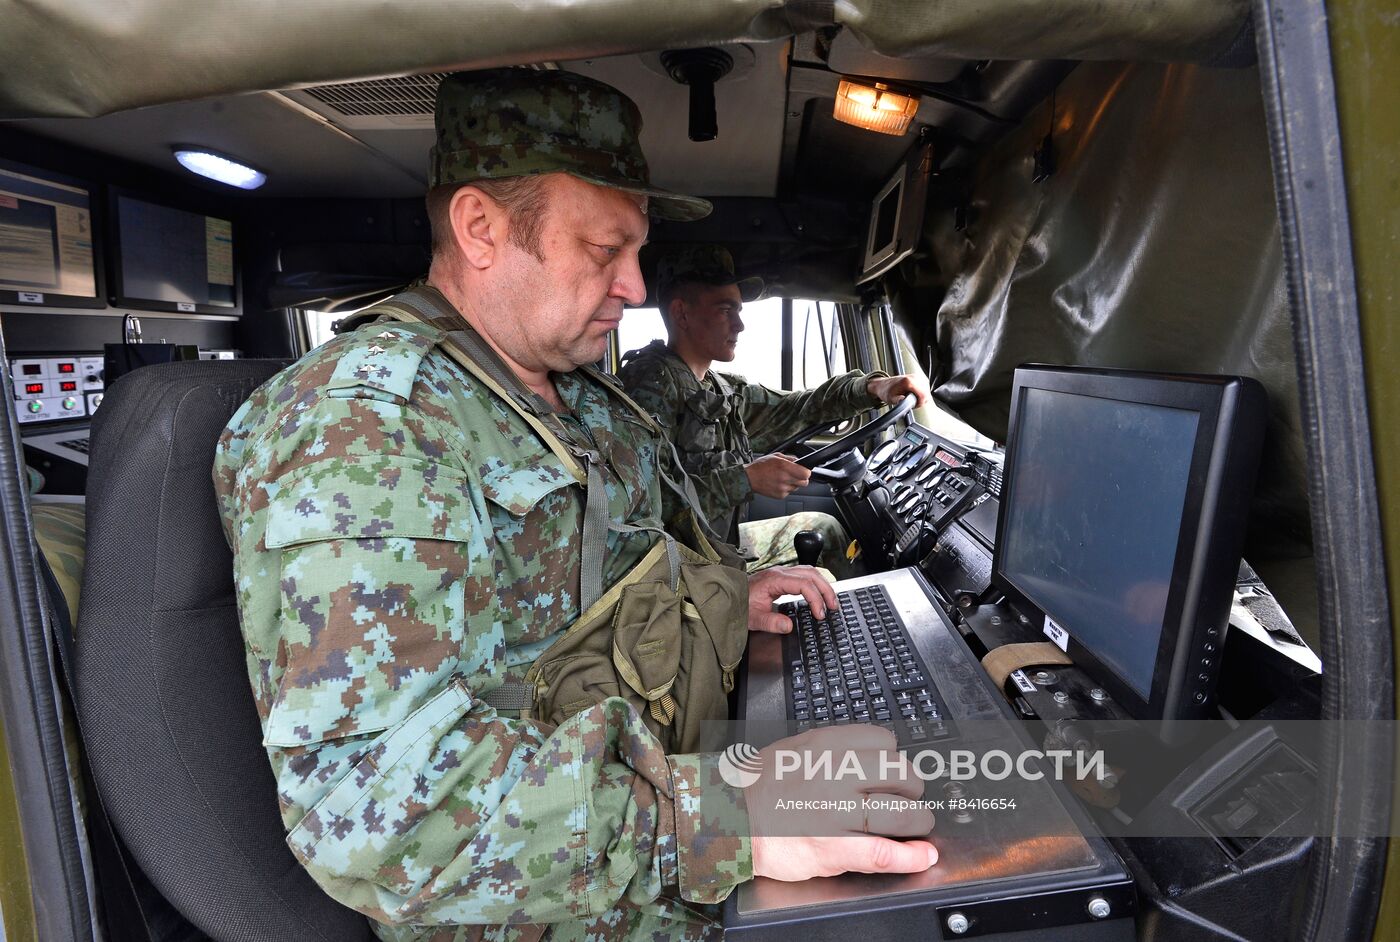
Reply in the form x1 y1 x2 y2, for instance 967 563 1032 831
618 246 929 576
215 69 936 942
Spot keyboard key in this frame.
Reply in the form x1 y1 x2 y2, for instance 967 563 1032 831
786 584 954 746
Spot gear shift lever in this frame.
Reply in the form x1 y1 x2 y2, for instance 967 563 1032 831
794 529 824 568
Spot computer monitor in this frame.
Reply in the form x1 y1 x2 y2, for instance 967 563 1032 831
856 140 931 285
0 158 105 309
109 190 239 316
991 365 1266 741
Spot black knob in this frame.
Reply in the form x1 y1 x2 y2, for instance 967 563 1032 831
794 529 824 567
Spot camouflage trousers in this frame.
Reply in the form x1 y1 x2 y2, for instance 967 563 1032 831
739 511 855 580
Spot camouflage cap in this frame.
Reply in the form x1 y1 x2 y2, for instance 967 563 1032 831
430 68 711 222
656 244 764 302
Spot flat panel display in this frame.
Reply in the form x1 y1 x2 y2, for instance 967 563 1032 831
991 365 1267 741
999 389 1200 697
0 160 102 306
857 140 931 285
112 192 237 314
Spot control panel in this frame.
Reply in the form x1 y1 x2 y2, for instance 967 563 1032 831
9 354 106 424
856 429 1001 570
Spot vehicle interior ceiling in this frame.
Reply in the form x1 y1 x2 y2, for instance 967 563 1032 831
1 4 1346 939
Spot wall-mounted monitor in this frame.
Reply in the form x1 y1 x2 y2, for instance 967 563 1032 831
857 140 932 285
109 189 239 316
0 158 105 309
992 365 1266 743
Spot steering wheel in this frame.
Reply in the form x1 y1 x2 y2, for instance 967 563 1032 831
759 395 916 483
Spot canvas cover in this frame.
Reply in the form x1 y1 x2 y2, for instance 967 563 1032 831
0 0 1248 118
893 60 1308 562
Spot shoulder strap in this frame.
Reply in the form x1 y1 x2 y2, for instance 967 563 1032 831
372 288 587 484
578 363 666 435
372 288 630 608
708 370 735 399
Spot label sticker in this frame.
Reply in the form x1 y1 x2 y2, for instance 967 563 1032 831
1044 615 1069 652
1010 669 1037 694
177 302 197 312
18 292 44 304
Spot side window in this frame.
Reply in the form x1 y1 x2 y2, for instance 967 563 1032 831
794 300 847 389
615 297 846 391
303 309 339 350
616 306 668 368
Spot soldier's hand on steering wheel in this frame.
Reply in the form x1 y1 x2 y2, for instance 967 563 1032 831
867 374 930 407
746 453 811 499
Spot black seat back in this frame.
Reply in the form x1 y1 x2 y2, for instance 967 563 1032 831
76 360 373 942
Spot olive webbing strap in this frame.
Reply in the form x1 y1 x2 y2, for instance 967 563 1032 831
434 325 610 609
378 289 585 483
389 290 722 559
656 434 729 547
377 288 610 602
608 519 680 592
435 324 610 611
577 363 732 556
578 363 665 432
579 461 609 611
376 287 614 682
476 683 534 712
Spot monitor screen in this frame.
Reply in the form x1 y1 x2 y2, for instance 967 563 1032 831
991 365 1266 739
0 161 100 302
114 193 236 312
868 180 902 261
857 141 930 285
998 389 1200 697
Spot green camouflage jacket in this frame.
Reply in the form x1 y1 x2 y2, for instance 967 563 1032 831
213 311 749 942
618 341 884 539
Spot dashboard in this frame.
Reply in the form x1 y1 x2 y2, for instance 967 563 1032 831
841 425 1003 586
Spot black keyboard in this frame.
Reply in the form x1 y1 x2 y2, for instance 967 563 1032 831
58 437 90 454
785 585 955 746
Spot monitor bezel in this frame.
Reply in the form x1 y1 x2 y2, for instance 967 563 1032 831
0 157 107 310
857 140 932 285
106 186 242 317
990 364 1261 733
863 170 905 271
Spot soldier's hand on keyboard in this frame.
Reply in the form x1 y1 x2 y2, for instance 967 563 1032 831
748 565 838 632
747 726 939 881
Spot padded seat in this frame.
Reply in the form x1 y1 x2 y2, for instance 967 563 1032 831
75 360 373 942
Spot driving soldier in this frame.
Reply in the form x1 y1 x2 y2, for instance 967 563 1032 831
618 246 930 574
214 69 936 942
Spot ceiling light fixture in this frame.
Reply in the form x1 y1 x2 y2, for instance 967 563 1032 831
172 147 267 190
833 79 920 136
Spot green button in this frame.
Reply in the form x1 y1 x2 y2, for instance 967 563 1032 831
27 401 43 413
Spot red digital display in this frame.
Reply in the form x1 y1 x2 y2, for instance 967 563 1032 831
56 362 76 373
22 363 42 376
934 448 963 468
59 380 78 392
24 382 46 395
